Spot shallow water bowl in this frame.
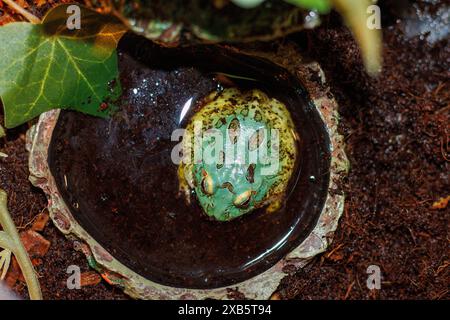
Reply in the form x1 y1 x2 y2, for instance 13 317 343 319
27 35 348 299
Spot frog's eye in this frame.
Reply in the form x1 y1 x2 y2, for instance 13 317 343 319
248 129 264 151
228 118 240 144
233 190 253 208
200 170 214 195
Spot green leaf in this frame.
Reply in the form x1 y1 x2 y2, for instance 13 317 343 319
284 0 331 13
0 4 127 128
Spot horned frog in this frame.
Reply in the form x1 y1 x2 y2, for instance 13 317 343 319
178 88 298 221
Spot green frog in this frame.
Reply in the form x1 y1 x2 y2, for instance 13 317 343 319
178 88 298 221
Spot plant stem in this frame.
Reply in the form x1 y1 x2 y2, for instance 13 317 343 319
0 190 42 300
332 0 382 75
0 231 13 251
2 0 41 24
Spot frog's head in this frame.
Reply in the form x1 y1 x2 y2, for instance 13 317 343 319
192 163 273 221
191 114 279 221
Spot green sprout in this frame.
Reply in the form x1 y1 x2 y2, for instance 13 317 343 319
0 189 42 300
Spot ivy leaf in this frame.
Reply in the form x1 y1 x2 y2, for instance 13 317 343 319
0 4 127 128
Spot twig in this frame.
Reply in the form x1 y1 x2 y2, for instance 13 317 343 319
343 281 355 300
435 104 450 115
0 189 42 300
326 243 344 258
2 0 41 24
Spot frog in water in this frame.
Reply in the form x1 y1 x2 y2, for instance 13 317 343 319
178 88 298 221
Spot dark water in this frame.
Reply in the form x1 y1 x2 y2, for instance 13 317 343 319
48 34 331 289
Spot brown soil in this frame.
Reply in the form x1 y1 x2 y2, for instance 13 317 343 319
0 0 448 299
277 2 449 300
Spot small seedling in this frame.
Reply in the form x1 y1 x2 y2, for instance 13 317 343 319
0 189 42 300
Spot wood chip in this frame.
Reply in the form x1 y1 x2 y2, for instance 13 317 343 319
19 230 50 258
80 271 102 287
35 0 47 7
4 257 21 287
431 195 450 210
31 210 50 232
